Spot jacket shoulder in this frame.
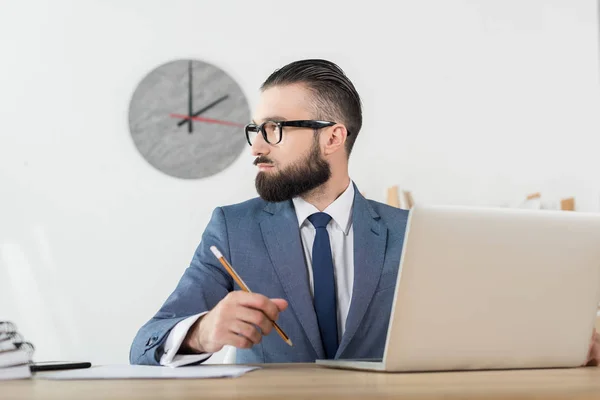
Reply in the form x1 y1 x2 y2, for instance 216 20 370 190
220 197 269 220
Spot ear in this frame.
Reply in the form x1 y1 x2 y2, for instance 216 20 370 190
322 124 348 156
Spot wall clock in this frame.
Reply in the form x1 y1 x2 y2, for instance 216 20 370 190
128 59 250 179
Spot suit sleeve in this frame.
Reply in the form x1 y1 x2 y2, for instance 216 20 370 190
129 207 234 365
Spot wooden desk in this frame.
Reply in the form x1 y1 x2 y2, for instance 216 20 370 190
2 364 600 400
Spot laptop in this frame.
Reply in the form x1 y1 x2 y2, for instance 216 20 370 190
317 205 600 372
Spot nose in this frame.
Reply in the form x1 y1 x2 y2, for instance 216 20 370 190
250 133 270 157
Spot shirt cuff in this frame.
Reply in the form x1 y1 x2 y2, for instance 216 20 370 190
159 312 213 368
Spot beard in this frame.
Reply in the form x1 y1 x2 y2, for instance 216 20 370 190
255 140 331 203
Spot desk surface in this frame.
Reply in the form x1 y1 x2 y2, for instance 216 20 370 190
3 364 600 400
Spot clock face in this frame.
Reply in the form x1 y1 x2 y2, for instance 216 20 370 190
128 59 250 179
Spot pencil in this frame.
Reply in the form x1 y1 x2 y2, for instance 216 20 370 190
210 246 293 347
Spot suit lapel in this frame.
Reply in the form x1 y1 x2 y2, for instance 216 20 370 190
260 201 325 359
336 190 387 357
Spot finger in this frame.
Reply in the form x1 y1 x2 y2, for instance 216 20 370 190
234 292 280 322
230 321 262 345
584 330 599 365
584 340 599 367
586 347 594 366
236 307 273 335
592 336 600 364
223 332 253 349
585 330 596 354
271 298 289 312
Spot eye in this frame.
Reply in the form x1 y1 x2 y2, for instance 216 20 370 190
263 121 281 144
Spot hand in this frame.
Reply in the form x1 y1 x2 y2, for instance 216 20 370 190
585 329 599 367
182 292 288 354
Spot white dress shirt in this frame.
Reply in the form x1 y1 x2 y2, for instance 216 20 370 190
160 181 355 367
291 180 355 343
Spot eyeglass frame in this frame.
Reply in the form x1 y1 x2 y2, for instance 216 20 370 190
244 120 351 146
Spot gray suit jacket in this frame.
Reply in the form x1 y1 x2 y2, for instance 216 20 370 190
130 187 409 364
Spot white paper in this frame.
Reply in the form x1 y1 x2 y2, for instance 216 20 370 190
36 364 260 380
0 364 32 380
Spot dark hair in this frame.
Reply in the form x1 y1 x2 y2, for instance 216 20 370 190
260 59 362 157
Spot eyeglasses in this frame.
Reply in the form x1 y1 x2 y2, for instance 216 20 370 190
244 120 349 146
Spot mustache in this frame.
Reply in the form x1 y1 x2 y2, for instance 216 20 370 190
253 156 274 166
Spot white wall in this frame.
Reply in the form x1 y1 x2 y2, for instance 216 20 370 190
0 0 598 364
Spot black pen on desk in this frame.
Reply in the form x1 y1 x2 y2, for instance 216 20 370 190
210 246 293 347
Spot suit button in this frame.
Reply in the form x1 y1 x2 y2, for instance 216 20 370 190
146 335 159 347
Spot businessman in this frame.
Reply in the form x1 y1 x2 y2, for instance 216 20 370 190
130 59 599 366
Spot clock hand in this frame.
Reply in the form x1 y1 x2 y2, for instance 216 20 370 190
187 60 193 133
177 94 229 127
170 113 244 127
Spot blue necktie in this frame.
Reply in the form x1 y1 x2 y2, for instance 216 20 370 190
308 212 338 359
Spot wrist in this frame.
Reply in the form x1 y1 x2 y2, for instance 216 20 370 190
180 319 205 354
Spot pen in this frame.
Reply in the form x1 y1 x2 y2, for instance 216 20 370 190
210 246 293 347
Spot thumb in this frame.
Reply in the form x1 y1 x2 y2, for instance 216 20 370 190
271 298 289 312
584 330 599 367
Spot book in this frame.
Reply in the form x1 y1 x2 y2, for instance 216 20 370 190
0 341 16 353
0 349 30 369
386 185 415 210
0 321 35 380
0 331 22 342
0 364 31 381
0 321 16 334
0 331 34 355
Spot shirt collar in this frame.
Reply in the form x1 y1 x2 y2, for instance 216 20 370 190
292 180 355 235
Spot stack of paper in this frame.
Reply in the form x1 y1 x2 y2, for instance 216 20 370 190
38 364 260 380
0 321 34 380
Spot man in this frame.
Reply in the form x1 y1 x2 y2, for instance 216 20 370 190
129 59 407 365
130 59 599 366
